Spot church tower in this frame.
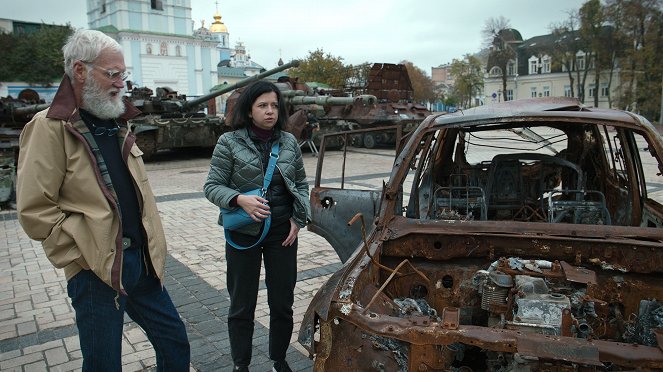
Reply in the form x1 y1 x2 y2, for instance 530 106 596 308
86 0 220 97
208 5 231 62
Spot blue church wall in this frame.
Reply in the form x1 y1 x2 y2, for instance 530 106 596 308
129 12 142 30
173 7 187 35
149 13 167 33
201 48 211 92
186 44 198 94
110 13 118 27
129 40 143 87
128 1 141 12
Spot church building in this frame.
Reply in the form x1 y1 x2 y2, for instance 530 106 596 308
87 0 221 98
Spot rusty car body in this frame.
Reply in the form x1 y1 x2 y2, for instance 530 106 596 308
299 97 663 371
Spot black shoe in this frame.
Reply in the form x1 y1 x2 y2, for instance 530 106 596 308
272 360 292 372
233 365 249 372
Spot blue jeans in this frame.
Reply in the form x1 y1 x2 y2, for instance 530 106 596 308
67 248 190 372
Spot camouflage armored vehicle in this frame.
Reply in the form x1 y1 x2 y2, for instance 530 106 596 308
0 60 300 206
224 80 378 149
0 93 49 207
331 62 432 149
128 59 300 159
225 62 430 150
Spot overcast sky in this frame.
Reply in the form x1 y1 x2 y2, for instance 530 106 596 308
2 0 584 73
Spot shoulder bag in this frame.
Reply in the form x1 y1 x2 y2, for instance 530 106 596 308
220 141 279 249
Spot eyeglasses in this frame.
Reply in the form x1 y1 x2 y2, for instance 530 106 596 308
90 122 120 136
82 62 130 82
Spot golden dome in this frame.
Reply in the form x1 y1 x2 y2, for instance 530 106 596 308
209 11 228 33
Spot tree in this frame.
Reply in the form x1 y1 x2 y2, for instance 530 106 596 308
450 55 484 108
579 0 604 106
0 32 17 82
288 48 347 89
400 60 436 104
343 62 372 96
605 0 662 121
1 24 73 85
550 14 582 99
484 16 516 102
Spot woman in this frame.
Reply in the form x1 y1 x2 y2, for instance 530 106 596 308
204 81 310 372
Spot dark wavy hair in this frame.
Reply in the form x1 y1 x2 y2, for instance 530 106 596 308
230 80 288 130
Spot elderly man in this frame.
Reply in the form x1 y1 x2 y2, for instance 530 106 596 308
16 29 190 371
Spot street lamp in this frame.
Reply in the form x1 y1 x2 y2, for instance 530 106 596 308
514 73 518 101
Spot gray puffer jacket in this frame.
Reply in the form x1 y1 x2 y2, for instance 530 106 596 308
204 127 310 235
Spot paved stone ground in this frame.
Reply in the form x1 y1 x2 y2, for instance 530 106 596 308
3 127 660 372
0 146 396 372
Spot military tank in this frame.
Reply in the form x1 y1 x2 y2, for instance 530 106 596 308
227 63 431 150
0 94 50 207
128 59 300 159
223 79 378 150
0 61 300 207
341 62 432 148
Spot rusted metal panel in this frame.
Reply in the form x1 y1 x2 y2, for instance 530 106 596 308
308 188 382 262
302 98 663 370
560 261 597 284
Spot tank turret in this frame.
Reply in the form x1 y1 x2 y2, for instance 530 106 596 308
0 95 50 208
0 61 302 207
225 62 432 151
127 59 300 158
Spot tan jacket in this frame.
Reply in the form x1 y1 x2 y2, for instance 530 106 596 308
16 75 167 293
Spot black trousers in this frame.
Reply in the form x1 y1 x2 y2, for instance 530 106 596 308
225 221 298 366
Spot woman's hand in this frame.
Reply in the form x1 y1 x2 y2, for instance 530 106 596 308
236 194 271 222
283 218 300 247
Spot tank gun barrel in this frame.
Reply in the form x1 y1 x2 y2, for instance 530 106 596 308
182 59 301 111
287 94 376 106
12 103 51 116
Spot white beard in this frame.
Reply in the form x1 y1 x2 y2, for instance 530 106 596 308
81 77 126 119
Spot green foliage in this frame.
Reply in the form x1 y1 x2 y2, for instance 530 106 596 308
0 32 17 81
400 60 436 103
344 62 372 95
450 55 484 108
290 50 435 104
484 17 516 102
603 0 662 120
289 48 348 88
0 24 73 85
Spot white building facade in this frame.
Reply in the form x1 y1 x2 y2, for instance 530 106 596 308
87 0 220 98
483 31 623 109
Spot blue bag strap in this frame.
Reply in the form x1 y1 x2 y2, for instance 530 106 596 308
226 141 280 250
261 141 279 195
225 217 271 249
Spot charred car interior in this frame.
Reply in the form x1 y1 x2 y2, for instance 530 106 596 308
300 98 663 371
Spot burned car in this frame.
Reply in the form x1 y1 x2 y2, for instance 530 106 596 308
299 97 663 371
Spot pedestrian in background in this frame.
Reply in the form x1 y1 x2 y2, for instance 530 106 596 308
16 29 190 371
204 81 311 372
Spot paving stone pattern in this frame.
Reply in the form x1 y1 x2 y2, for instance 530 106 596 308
0 148 394 371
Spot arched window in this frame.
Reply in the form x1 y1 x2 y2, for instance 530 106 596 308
175 45 181 57
489 66 502 77
160 42 168 56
